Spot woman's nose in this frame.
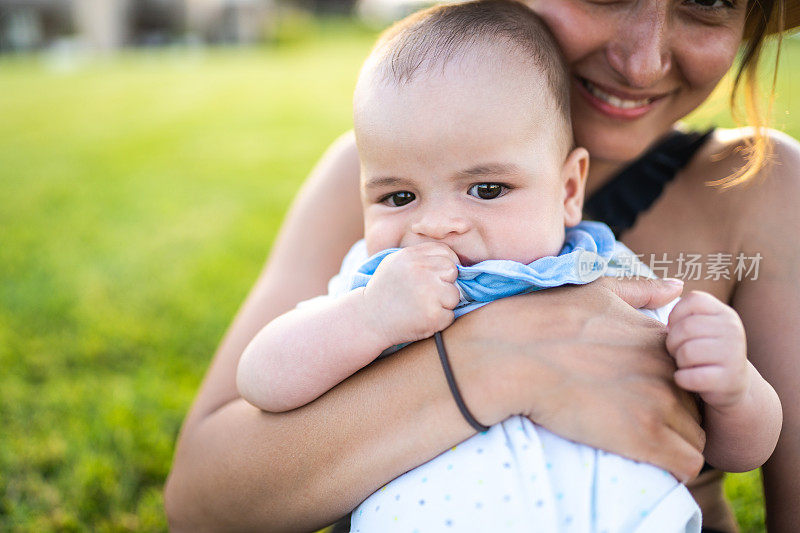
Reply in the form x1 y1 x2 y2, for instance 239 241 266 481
606 6 672 88
410 209 469 240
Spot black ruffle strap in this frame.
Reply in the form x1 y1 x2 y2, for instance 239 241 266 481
583 129 714 238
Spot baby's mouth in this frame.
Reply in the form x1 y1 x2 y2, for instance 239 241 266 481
456 253 477 266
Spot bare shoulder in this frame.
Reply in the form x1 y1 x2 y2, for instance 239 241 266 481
326 129 359 168
284 129 361 248
310 129 360 189
678 127 800 221
700 127 800 187
705 128 800 264
269 127 360 273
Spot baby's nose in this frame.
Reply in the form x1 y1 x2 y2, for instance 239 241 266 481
410 210 469 240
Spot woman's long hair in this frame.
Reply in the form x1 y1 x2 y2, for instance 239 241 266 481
712 0 786 187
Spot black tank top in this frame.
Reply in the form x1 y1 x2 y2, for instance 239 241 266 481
584 128 714 238
328 128 716 533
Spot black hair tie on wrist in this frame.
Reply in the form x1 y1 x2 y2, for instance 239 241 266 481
434 331 490 433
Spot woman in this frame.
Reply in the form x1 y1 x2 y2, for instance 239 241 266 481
165 1 800 531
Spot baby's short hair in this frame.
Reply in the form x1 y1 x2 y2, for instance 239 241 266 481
362 0 572 148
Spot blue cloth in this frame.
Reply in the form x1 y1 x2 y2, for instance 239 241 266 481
349 221 617 318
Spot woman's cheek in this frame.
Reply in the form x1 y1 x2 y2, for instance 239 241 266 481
675 32 740 92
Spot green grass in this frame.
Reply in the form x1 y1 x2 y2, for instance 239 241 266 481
1 19 797 531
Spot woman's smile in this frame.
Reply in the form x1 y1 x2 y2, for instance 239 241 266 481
574 75 674 120
529 0 746 166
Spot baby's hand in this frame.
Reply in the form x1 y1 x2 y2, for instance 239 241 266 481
665 291 749 412
363 242 461 346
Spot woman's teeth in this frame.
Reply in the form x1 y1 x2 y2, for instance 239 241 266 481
582 79 654 109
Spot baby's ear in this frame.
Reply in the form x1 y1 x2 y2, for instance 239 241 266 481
561 147 589 227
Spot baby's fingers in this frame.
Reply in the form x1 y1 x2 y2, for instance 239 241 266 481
674 366 725 394
440 282 461 310
438 260 459 283
672 338 724 368
667 291 727 324
415 241 461 265
665 314 722 355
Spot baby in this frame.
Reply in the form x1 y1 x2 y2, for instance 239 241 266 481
237 1 781 531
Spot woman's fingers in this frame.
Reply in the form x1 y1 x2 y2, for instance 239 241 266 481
614 388 705 482
674 366 726 394
461 285 705 480
555 383 705 483
645 427 706 483
599 277 684 310
659 380 706 453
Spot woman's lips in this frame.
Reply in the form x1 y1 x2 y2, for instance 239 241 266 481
575 76 671 121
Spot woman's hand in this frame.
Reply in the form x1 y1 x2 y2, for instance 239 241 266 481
447 276 707 483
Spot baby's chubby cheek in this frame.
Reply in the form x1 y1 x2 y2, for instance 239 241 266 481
499 236 563 264
363 220 400 256
489 213 566 263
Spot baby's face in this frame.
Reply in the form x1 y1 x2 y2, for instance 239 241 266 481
355 54 585 265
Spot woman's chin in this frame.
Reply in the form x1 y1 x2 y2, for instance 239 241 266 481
573 122 670 168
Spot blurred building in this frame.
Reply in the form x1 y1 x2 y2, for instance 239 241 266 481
74 0 185 49
355 0 430 26
185 0 274 44
0 0 290 52
0 0 72 51
355 0 452 27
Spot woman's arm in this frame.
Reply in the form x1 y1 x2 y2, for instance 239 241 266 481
164 132 704 532
729 131 800 531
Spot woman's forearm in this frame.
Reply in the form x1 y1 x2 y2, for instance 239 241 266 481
165 279 705 531
166 324 515 532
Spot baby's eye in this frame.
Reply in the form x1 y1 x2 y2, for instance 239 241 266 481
382 191 416 207
468 183 507 200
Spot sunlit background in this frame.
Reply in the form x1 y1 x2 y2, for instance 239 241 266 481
1 1 797 530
